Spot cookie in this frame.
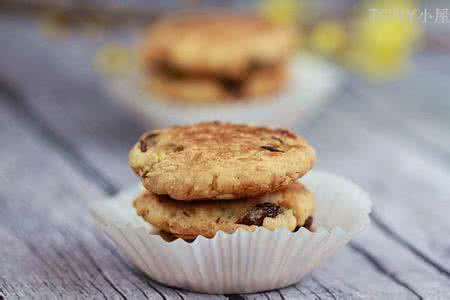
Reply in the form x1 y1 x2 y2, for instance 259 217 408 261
134 182 315 239
146 64 287 103
129 122 316 200
140 12 297 80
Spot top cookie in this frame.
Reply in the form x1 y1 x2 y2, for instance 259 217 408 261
129 122 316 200
141 12 297 79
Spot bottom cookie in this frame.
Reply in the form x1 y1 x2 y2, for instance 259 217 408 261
134 181 314 239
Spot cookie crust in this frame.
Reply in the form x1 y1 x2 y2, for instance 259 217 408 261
129 122 316 200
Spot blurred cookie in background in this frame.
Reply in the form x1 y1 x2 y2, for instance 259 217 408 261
140 12 297 103
146 64 287 103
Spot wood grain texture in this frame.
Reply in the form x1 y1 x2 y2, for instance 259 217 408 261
0 96 226 300
0 86 422 299
302 78 450 276
1 14 450 299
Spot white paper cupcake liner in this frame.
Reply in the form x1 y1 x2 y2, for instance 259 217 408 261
103 54 342 128
91 171 371 294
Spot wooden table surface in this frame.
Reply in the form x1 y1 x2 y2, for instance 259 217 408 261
1 14 450 300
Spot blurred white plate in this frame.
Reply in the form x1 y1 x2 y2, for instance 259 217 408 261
104 54 342 128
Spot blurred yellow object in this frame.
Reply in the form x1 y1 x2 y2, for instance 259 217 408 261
310 22 348 57
260 0 300 25
347 0 422 79
95 44 134 75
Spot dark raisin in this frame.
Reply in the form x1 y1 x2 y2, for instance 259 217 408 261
303 216 313 230
220 78 242 96
139 132 159 152
236 203 282 226
159 231 177 242
139 140 147 152
174 145 184 152
182 211 191 217
261 145 284 153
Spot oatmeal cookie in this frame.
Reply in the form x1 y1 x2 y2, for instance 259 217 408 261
141 12 297 80
129 122 316 200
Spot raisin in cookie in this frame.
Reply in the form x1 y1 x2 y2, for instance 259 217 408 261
129 122 316 200
134 182 314 239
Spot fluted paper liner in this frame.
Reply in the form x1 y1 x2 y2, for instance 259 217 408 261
91 171 371 294
103 55 341 128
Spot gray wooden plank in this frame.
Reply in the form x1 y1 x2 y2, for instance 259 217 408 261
273 223 450 299
0 14 141 190
347 66 450 156
0 95 226 299
297 81 450 297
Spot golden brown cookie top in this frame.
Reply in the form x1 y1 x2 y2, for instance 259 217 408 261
140 12 297 79
129 122 316 200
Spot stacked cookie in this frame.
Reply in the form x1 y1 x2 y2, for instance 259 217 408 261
140 13 297 103
129 122 316 240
